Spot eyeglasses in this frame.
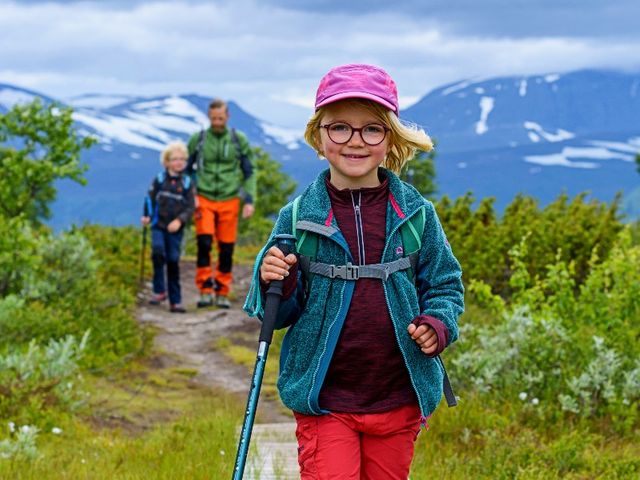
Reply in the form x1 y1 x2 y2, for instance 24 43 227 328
319 122 389 146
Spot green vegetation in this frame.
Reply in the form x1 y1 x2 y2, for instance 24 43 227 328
1 99 638 478
400 146 437 198
237 146 297 245
0 99 94 223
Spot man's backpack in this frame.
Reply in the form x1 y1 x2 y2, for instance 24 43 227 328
290 196 457 407
187 128 253 180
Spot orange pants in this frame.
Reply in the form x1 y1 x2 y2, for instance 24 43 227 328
194 195 240 296
293 403 422 479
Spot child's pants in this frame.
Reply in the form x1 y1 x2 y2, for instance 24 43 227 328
151 227 184 305
194 195 240 297
293 403 422 480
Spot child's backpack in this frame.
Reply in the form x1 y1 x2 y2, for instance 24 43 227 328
291 196 457 407
146 171 192 226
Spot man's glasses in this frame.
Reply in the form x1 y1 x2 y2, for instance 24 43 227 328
320 122 389 146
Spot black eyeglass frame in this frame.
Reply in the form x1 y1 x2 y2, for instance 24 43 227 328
319 122 390 146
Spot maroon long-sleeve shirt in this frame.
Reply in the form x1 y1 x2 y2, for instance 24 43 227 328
316 175 418 413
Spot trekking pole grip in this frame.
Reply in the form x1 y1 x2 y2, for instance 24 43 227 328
260 234 296 344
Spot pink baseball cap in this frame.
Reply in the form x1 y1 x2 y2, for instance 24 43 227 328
314 63 399 114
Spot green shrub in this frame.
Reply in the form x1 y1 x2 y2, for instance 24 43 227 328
451 228 640 433
0 332 89 425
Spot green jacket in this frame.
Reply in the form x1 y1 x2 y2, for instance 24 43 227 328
187 127 257 203
244 169 464 417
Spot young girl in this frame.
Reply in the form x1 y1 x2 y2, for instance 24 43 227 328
142 141 195 313
244 64 464 479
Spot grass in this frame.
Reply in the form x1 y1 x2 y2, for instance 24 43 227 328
0 357 249 479
410 396 640 479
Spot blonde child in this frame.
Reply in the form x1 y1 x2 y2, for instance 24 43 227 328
142 141 195 313
244 64 464 479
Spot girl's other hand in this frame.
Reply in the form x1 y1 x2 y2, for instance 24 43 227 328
260 246 297 284
141 216 150 226
407 323 438 355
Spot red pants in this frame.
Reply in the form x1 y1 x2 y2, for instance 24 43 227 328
194 195 240 296
294 404 422 480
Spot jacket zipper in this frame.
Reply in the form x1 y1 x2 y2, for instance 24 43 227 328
350 191 366 265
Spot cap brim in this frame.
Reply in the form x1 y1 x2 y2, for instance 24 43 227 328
315 91 397 112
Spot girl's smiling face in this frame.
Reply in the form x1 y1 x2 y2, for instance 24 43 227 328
319 101 390 190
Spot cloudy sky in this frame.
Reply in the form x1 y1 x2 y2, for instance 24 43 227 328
1 0 639 126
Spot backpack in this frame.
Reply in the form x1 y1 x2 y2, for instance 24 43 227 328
291 196 457 408
187 128 253 180
146 171 192 226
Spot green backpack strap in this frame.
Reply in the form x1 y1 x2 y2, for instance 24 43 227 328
399 206 426 281
292 195 318 293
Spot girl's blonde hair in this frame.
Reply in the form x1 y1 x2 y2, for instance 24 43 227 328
304 99 433 174
160 141 188 167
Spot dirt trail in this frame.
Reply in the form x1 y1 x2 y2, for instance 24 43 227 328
135 260 299 478
136 260 290 423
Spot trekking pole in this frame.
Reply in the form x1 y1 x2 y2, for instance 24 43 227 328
232 234 296 480
139 225 148 289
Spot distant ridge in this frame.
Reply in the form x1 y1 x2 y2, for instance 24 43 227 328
1 69 638 227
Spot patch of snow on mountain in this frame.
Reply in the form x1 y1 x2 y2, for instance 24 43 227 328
628 137 640 147
524 121 574 142
0 88 36 108
475 97 494 135
589 140 640 154
163 97 209 124
73 112 166 150
133 100 164 110
524 153 598 169
68 95 132 108
545 74 560 83
260 122 303 150
125 111 202 135
519 80 527 97
528 132 541 142
563 146 633 162
474 87 485 94
525 145 634 169
441 80 471 96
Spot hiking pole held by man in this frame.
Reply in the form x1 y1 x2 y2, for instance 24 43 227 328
232 234 296 480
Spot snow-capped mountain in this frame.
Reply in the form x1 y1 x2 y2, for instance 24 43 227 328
402 70 640 217
1 68 639 228
0 85 318 227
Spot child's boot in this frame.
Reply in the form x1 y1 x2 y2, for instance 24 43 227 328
170 304 187 313
149 292 167 305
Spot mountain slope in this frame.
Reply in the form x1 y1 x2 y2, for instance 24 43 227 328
1 69 639 228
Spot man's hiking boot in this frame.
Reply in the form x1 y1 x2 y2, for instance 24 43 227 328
170 304 187 313
215 295 231 309
149 292 167 305
197 293 214 308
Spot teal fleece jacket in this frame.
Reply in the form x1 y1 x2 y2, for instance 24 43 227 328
244 168 464 417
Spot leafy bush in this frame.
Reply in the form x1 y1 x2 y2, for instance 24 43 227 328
237 147 297 246
0 99 94 223
437 192 624 298
0 221 146 369
0 332 89 424
452 228 640 433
